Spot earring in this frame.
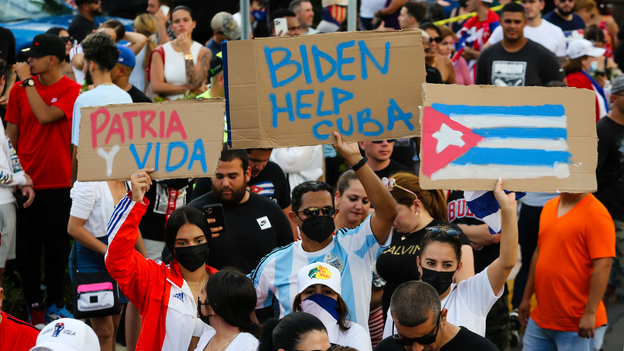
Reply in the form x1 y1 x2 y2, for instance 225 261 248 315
416 211 421 217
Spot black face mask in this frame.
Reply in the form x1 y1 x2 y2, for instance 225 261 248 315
175 243 210 272
197 297 212 325
421 267 455 296
301 216 335 243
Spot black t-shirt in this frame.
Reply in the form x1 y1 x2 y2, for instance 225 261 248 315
447 190 499 274
543 11 586 37
138 179 194 242
188 191 294 273
0 27 16 66
374 327 498 351
248 161 291 209
128 85 152 103
192 162 291 209
68 15 98 44
376 218 470 319
373 159 412 179
595 117 624 221
426 64 444 84
476 39 564 87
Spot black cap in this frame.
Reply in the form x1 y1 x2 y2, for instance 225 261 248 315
208 53 223 79
23 34 65 59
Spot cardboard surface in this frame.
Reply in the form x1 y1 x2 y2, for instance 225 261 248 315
419 84 597 192
225 30 425 148
77 99 225 182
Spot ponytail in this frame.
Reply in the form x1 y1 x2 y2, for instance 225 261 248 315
389 172 447 220
426 189 448 221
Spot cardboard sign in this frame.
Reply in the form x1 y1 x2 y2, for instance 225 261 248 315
77 99 225 182
420 84 597 192
224 30 425 148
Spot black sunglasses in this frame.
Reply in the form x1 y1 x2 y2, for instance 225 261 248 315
59 36 74 43
426 227 461 237
429 37 443 43
392 313 441 346
371 139 395 144
297 206 336 218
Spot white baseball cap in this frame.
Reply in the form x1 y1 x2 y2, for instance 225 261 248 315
566 39 606 59
30 318 100 351
297 262 342 295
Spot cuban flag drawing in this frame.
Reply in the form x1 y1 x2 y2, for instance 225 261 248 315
422 103 573 180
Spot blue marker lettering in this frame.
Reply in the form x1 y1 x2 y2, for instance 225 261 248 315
299 45 312 84
130 142 152 169
296 90 314 119
359 41 390 80
332 87 354 115
270 92 295 128
264 46 302 88
312 120 333 140
357 109 383 136
336 40 356 81
317 91 333 117
154 142 160 171
188 139 207 172
337 114 354 136
387 98 414 131
311 45 337 83
166 141 189 172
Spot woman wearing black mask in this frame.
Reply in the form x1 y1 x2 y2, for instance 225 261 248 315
382 179 518 338
196 268 260 351
105 168 220 351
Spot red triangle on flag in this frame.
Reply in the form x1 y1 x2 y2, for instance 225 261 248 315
421 106 484 177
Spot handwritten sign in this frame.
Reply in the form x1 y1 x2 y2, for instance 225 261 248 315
420 84 597 192
224 30 425 148
77 99 225 181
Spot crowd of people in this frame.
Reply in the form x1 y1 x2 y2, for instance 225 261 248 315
0 0 623 350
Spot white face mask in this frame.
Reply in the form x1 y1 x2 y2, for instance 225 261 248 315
588 60 598 74
301 294 339 331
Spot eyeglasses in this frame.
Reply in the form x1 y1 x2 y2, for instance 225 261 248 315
59 36 74 43
392 313 442 346
382 177 418 200
429 37 443 43
371 139 395 144
426 227 461 237
297 206 336 218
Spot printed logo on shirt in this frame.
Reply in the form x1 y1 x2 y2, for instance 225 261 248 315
173 292 184 302
250 181 275 197
257 216 272 230
51 97 58 103
447 198 479 222
491 60 527 87
325 253 343 272
308 265 332 280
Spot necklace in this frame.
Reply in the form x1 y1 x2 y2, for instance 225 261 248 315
208 332 240 351
187 274 209 286
401 218 435 241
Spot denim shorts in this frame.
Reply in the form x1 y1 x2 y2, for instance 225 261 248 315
69 236 129 304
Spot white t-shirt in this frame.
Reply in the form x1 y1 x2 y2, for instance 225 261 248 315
328 321 372 351
71 85 133 146
129 45 147 93
383 267 503 338
250 214 391 333
193 330 259 351
70 181 116 238
360 0 386 18
69 44 85 84
487 19 567 57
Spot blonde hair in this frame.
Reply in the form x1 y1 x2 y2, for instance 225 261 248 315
575 0 596 13
133 14 158 70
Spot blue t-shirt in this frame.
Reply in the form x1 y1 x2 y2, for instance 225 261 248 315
206 38 221 58
543 11 586 38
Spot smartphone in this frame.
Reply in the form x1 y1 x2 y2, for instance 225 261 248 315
203 204 226 233
160 5 170 17
274 18 288 37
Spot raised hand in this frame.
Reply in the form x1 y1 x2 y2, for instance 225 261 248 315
332 131 362 166
130 169 154 203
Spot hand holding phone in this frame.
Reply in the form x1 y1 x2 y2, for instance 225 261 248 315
160 5 170 17
204 204 226 236
274 18 288 37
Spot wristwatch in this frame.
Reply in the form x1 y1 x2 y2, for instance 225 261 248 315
22 78 35 88
184 54 193 61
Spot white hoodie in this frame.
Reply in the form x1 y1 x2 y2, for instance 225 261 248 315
0 131 26 205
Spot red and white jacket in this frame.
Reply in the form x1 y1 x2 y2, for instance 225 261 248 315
105 194 217 351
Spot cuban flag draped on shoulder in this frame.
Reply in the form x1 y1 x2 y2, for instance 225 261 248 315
464 190 525 234
452 10 500 77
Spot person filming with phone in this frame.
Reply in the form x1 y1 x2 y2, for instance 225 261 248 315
188 148 294 274
270 10 301 37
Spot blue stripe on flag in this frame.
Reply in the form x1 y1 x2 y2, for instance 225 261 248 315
451 148 572 166
465 191 527 234
472 127 567 139
431 103 565 117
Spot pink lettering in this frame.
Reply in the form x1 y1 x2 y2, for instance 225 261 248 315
91 108 110 149
105 114 125 145
166 110 187 139
140 110 157 138
122 111 138 140
159 111 165 138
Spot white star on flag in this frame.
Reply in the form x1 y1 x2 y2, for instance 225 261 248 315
433 123 465 153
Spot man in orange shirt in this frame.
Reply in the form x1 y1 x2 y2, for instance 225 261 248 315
518 193 614 351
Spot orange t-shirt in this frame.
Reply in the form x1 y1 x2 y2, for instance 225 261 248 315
531 194 615 331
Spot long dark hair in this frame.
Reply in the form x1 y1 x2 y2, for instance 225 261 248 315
205 268 261 337
258 312 327 351
390 172 447 221
164 206 211 253
292 292 351 332
419 225 462 264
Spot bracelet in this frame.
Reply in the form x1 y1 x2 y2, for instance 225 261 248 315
351 157 368 172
